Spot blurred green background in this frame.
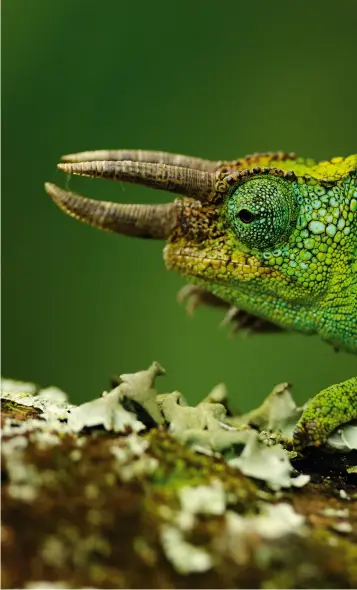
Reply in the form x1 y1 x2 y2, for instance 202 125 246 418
3 0 357 407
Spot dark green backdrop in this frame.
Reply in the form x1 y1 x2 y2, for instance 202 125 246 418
3 0 357 406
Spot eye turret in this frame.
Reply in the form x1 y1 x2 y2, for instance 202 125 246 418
227 176 298 250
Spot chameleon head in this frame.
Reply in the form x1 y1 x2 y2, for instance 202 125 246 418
45 150 356 335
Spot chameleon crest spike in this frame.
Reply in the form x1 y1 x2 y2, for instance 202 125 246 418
44 182 177 239
57 160 216 201
61 149 218 172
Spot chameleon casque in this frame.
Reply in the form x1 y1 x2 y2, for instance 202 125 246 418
45 149 357 448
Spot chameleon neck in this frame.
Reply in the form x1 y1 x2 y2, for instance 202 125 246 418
317 262 357 353
188 277 319 334
187 271 356 353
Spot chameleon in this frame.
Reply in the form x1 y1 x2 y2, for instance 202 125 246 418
45 149 357 448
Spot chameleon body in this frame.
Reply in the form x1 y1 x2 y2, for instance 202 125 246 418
45 149 357 447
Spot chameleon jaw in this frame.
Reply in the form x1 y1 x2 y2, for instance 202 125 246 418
163 243 271 283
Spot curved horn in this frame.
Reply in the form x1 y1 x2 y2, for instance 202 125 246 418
44 183 177 239
57 160 215 201
61 149 217 172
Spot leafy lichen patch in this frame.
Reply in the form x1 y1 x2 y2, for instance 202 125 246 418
1 378 73 419
161 524 213 575
228 381 301 435
178 480 226 516
327 422 357 451
1 379 38 395
68 388 145 434
225 502 305 541
229 430 311 490
111 434 159 482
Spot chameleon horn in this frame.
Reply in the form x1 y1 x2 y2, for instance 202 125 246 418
61 149 217 172
44 183 177 239
57 160 215 201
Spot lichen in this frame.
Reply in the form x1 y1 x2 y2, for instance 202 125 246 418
2 368 357 589
161 525 213 574
228 430 310 490
67 388 145 434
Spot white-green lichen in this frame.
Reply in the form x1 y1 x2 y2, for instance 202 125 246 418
331 521 353 534
339 488 349 500
111 434 158 481
25 583 70 589
159 495 306 576
2 360 356 506
326 422 357 451
178 480 226 516
67 387 145 434
160 524 213 575
6 452 42 502
321 507 349 518
1 379 74 420
228 381 304 436
225 502 305 541
1 379 38 395
228 430 310 491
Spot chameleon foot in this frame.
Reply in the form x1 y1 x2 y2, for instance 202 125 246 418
293 376 357 448
177 284 227 316
177 284 282 334
220 306 282 335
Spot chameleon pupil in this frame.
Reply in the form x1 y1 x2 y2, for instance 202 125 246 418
238 209 255 223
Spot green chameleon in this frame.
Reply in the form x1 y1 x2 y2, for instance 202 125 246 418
45 149 357 448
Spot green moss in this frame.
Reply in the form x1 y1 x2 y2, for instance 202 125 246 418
1 398 43 422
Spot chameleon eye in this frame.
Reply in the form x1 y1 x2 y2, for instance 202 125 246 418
227 176 298 250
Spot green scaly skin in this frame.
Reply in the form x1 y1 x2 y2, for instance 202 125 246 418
48 151 357 448
164 153 357 447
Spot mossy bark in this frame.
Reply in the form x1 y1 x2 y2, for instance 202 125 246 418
2 399 357 589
